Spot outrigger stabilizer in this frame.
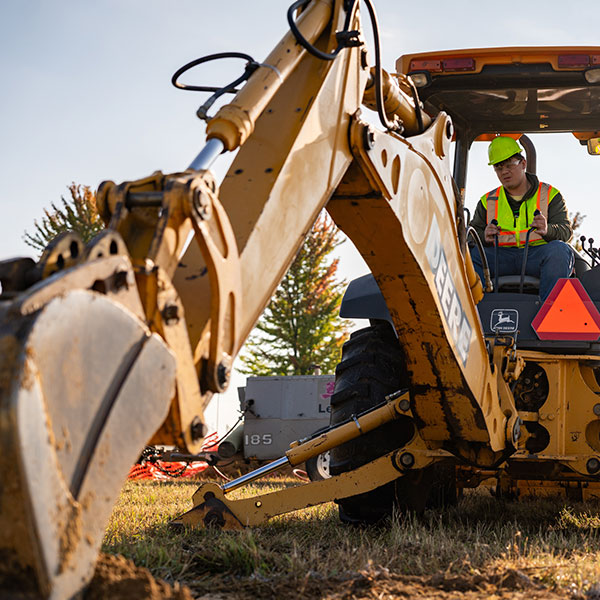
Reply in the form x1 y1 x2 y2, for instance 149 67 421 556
171 390 442 529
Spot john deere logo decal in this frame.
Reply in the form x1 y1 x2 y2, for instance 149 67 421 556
425 216 472 365
490 309 518 333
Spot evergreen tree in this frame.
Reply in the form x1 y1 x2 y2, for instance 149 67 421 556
239 213 350 376
23 183 104 253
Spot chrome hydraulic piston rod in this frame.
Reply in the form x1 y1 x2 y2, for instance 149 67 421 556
220 390 409 493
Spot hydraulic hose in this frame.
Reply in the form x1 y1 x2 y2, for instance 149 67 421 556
491 218 499 294
362 0 401 131
287 0 358 61
467 226 494 293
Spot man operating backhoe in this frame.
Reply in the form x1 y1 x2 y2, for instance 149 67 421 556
470 136 573 299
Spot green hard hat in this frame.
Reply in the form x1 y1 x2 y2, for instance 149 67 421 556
488 136 523 165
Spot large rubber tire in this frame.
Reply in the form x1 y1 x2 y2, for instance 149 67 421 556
329 321 456 523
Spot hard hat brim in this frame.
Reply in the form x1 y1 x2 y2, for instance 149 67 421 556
488 151 521 166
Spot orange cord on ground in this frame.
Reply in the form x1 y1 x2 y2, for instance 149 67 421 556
127 432 219 480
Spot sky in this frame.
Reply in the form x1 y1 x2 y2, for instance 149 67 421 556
2 0 600 432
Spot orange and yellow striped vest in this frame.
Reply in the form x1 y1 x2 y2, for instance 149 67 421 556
482 182 558 247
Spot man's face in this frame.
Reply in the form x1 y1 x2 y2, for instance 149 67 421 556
493 155 527 191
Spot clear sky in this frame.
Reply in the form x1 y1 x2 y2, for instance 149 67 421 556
2 1 599 431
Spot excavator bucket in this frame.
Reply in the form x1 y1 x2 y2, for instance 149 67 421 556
0 257 177 598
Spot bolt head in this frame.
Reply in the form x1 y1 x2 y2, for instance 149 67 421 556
193 188 212 220
362 126 376 149
594 403 600 417
161 303 179 325
399 452 415 468
190 416 207 442
588 457 600 475
399 399 410 412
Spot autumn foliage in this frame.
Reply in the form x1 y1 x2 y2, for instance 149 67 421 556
23 183 104 253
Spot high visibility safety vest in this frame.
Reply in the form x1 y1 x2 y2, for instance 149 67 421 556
482 182 558 247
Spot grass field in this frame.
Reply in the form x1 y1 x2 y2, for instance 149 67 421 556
102 474 600 598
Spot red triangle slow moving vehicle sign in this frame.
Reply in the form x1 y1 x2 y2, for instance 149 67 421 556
532 278 600 341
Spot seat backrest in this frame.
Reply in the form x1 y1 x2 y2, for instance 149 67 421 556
579 266 600 301
574 253 591 278
496 275 540 294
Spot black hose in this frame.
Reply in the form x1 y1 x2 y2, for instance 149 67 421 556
287 0 358 61
467 226 493 293
491 218 499 294
213 412 245 448
171 51 258 92
171 52 261 121
172 2 400 132
288 0 399 132
361 0 400 131
464 207 471 226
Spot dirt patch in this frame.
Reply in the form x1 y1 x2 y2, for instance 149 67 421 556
0 332 39 577
83 553 579 600
187 568 572 600
85 554 193 600
58 497 82 573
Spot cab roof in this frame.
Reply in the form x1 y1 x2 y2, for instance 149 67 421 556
397 47 600 139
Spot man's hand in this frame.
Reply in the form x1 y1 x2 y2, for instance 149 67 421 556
531 211 548 236
485 222 501 244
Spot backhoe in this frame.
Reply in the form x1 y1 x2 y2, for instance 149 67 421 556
1 0 600 596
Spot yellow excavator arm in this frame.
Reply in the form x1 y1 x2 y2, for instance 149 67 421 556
0 1 522 597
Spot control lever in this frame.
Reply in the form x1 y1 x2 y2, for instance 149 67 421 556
590 238 600 266
519 209 540 294
580 236 595 267
581 236 600 267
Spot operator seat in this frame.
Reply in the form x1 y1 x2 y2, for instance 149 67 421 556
579 264 600 301
493 252 589 294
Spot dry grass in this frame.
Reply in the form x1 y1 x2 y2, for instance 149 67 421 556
102 475 600 597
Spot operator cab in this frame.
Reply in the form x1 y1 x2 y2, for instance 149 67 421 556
400 46 600 352
341 47 600 353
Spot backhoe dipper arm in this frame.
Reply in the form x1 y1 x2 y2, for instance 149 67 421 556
97 0 518 460
95 0 369 452
171 0 519 461
173 0 368 368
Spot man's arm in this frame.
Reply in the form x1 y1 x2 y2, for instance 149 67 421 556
543 192 572 242
469 200 492 246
